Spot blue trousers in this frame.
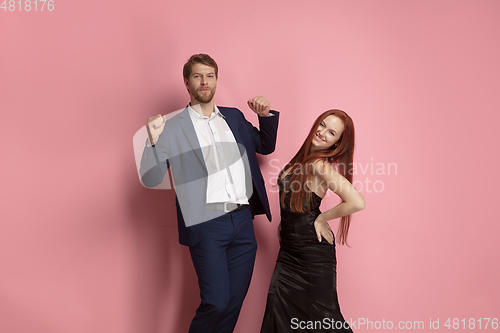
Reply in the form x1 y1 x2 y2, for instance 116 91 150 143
188 207 257 333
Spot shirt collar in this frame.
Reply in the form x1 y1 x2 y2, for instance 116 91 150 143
188 104 225 125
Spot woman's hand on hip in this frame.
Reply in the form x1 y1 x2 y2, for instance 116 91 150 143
314 214 334 244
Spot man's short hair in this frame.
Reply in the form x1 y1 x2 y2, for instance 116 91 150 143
183 54 219 80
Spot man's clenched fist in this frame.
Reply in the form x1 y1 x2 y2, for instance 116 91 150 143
146 114 166 146
247 96 270 117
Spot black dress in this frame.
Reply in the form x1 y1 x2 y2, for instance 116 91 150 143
260 174 353 332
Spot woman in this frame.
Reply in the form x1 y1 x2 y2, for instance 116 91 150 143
261 110 365 332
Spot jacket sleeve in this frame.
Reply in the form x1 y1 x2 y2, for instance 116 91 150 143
243 110 280 155
139 129 170 188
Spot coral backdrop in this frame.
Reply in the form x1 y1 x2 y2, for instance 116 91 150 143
1 1 499 332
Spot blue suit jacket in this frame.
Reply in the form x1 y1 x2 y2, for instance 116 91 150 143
140 106 279 246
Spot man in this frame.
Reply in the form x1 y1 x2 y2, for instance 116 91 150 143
140 54 279 333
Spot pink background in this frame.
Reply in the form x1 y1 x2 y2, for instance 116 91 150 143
1 0 500 332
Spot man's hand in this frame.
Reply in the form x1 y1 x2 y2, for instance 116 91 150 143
247 96 270 117
146 114 166 146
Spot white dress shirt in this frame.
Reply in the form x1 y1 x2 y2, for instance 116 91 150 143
188 105 249 205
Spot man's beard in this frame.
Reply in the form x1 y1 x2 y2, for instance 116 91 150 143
192 88 216 104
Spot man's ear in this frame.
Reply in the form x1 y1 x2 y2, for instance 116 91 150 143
184 78 190 93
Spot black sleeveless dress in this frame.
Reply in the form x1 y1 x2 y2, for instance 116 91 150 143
260 174 353 332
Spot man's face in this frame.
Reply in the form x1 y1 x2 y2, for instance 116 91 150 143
185 63 217 104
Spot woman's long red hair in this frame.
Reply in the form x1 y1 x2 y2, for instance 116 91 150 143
279 109 355 245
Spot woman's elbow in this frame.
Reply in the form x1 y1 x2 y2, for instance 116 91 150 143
354 197 365 212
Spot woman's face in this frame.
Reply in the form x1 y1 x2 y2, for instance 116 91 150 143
310 115 345 151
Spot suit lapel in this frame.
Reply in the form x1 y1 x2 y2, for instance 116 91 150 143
178 107 206 167
219 107 244 145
